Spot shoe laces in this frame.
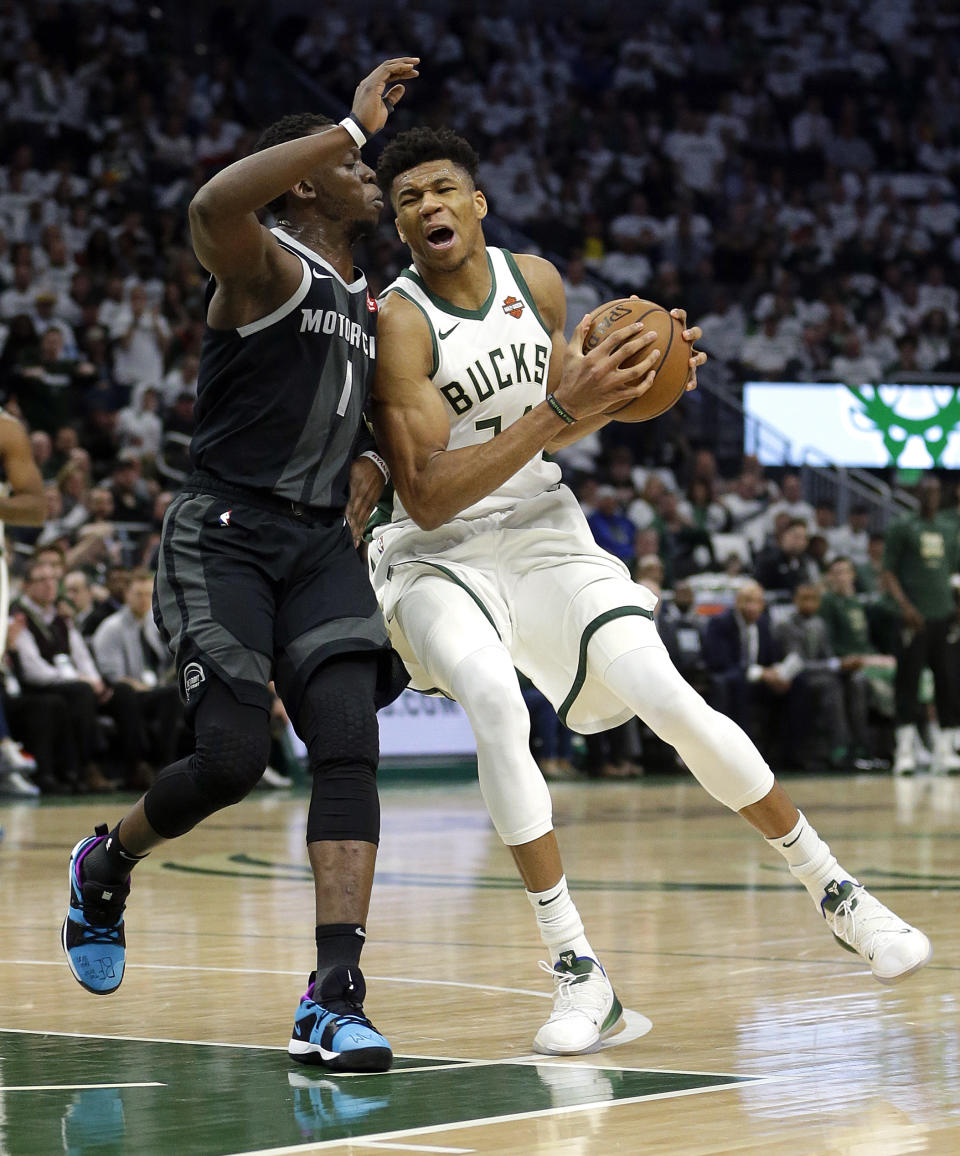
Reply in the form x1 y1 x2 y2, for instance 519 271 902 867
538 959 608 1020
828 888 907 956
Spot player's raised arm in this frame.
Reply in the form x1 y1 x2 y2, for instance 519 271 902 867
189 57 419 284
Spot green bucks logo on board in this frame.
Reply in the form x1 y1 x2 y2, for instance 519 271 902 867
847 385 960 467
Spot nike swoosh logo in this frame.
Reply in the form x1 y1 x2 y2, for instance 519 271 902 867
312 269 329 279
782 827 805 848
538 893 562 906
439 324 460 339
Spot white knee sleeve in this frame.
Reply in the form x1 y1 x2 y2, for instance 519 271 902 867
602 644 774 812
449 645 554 846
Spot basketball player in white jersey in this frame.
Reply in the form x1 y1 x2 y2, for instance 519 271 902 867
371 128 932 1055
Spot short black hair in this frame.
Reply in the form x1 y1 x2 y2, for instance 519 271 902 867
376 127 479 202
254 113 334 215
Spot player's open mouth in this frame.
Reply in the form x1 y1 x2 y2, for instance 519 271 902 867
425 226 455 250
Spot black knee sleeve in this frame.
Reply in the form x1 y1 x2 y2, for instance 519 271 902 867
297 656 381 845
144 677 271 839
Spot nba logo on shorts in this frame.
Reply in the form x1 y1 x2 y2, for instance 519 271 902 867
182 661 206 701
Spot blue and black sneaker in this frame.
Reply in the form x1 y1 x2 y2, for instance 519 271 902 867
61 824 129 996
288 966 392 1072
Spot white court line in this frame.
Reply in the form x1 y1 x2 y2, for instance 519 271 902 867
0 959 549 1000
0 1028 668 1077
224 1081 770 1156
363 1145 473 1154
1 1081 165 1091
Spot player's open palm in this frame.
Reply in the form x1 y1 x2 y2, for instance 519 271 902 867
352 58 420 135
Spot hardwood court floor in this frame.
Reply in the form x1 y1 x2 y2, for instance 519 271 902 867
1 773 959 1155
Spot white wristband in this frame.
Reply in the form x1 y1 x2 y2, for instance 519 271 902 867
339 115 368 148
360 449 390 482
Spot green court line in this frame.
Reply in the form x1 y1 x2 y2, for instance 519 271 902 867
159 856 960 892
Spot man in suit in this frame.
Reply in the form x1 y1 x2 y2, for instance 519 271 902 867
776 583 856 770
702 580 789 762
91 568 185 772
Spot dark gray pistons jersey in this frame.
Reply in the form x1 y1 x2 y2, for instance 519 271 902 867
191 226 378 507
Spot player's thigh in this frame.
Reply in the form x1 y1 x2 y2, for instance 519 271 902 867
154 493 275 710
514 562 659 668
395 573 505 691
274 517 394 712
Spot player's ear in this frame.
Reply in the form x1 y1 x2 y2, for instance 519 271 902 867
475 190 487 220
292 179 316 203
394 218 406 244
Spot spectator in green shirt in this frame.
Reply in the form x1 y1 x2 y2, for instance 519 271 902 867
883 476 960 775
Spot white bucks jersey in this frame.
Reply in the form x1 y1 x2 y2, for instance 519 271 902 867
380 247 561 523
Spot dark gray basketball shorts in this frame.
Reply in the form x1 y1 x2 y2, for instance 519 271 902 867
153 490 407 716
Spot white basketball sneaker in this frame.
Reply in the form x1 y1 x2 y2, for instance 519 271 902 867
533 953 623 1055
820 879 932 984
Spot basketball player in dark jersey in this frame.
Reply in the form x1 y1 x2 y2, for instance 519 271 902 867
61 58 419 1073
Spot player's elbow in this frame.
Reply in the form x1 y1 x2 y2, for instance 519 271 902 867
408 503 445 532
188 188 214 224
401 487 447 532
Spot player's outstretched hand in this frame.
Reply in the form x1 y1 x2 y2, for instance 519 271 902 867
670 307 707 392
352 58 420 136
552 313 659 421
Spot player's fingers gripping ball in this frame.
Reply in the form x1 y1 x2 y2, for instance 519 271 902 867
584 298 690 422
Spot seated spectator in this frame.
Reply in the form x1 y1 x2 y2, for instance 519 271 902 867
830 332 885 384
116 383 163 460
1 611 71 795
598 445 640 508
754 518 820 595
34 481 89 550
740 314 799 379
107 452 154 525
108 285 171 394
701 580 789 761
634 553 665 589
807 532 830 575
775 583 859 771
720 470 768 534
764 473 815 535
587 486 637 570
827 504 871 565
10 328 88 433
11 558 116 793
659 579 709 695
677 477 730 534
30 429 55 479
0 686 40 797
650 489 715 585
91 568 186 773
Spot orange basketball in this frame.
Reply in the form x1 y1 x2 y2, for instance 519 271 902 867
583 298 689 422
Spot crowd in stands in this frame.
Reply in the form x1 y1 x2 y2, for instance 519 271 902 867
1 0 959 793
284 0 960 388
